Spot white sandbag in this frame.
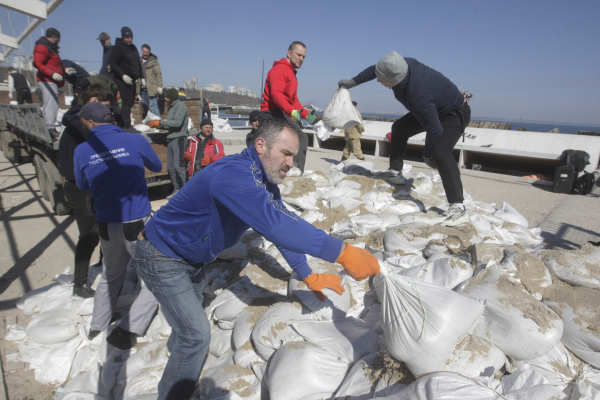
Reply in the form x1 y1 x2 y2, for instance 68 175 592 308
212 117 233 132
224 261 289 300
494 202 529 228
322 88 360 129
17 282 72 315
383 222 446 253
362 192 395 212
494 223 543 247
57 362 105 400
218 230 271 261
314 120 334 140
330 197 363 211
142 111 161 124
301 210 325 224
251 301 314 361
497 249 552 300
291 317 379 363
327 169 347 186
397 211 444 226
267 341 349 400
375 262 485 376
20 334 84 385
209 289 252 323
442 335 506 378
282 192 319 211
302 171 331 187
336 179 362 189
332 214 401 240
343 160 374 175
199 351 258 400
210 325 233 358
459 263 563 361
133 124 150 132
401 253 473 289
101 345 134 393
289 270 350 320
464 199 497 214
543 282 600 368
540 248 600 289
469 212 495 238
501 364 567 399
384 200 423 216
320 186 361 202
26 308 83 344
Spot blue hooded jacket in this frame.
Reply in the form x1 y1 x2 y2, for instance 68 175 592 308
145 145 343 279
73 123 162 223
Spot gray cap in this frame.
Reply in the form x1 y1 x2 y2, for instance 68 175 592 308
77 102 112 123
375 51 408 85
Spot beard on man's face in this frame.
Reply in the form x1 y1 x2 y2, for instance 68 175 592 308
263 148 290 184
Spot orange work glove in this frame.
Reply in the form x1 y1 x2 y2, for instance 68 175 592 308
201 156 211 166
183 153 192 162
304 273 345 301
148 120 160 128
336 244 380 281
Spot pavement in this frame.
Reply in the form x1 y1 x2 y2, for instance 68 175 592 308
1 129 600 398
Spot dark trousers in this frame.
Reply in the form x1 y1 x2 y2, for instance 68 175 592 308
390 103 471 204
201 106 211 122
16 89 33 104
114 77 136 128
63 180 99 287
258 110 308 171
167 137 188 190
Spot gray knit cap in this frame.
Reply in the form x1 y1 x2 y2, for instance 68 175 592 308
375 51 408 85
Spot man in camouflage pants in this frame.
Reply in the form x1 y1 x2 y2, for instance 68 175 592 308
341 101 365 162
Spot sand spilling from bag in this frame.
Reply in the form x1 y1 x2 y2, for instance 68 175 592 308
313 205 349 231
222 364 254 397
351 231 385 250
542 246 600 281
341 175 394 196
286 177 317 198
363 352 415 386
512 250 550 296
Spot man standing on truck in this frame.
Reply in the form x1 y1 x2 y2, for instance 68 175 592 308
98 32 113 78
133 118 381 400
183 119 225 178
137 44 163 119
73 102 162 350
338 51 471 226
59 85 115 299
109 26 142 132
33 28 64 134
259 41 317 172
7 67 32 104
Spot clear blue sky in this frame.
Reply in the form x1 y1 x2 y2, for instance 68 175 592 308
2 0 599 124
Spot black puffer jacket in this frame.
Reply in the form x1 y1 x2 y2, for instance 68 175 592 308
109 38 142 80
59 104 86 181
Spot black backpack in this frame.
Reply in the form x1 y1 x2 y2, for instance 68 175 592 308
571 171 596 195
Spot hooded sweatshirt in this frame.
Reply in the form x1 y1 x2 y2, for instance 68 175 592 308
109 38 142 81
33 36 64 87
260 58 305 117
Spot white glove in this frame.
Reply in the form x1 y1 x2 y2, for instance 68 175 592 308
122 75 133 85
52 73 63 82
157 87 163 95
65 67 77 75
8 93 12 99
141 79 146 88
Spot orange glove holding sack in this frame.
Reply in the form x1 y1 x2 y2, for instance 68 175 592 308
304 273 345 301
201 156 211 166
336 243 380 281
148 120 161 128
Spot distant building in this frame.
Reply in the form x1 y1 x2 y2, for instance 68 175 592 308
183 77 198 90
13 56 34 71
228 85 255 97
205 83 223 92
228 86 237 93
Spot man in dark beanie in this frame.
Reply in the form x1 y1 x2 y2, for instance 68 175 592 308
245 110 260 148
109 26 142 132
339 51 471 226
184 119 225 178
158 88 189 198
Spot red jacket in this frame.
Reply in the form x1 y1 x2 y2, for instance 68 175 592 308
33 37 64 87
260 58 308 118
184 135 225 177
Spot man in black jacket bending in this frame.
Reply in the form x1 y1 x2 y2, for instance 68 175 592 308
109 26 142 132
339 51 471 226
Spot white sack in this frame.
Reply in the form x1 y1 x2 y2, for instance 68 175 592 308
383 222 446 253
209 325 233 358
314 120 334 141
25 308 83 344
442 335 506 378
113 341 169 400
322 88 360 129
289 271 350 320
540 248 600 289
375 262 485 376
198 351 260 400
493 202 529 228
384 200 423 216
501 364 567 399
282 192 319 211
400 253 473 289
142 111 161 124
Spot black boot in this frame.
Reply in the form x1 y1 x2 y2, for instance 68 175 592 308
357 156 365 161
72 285 95 299
106 326 138 350
341 156 348 162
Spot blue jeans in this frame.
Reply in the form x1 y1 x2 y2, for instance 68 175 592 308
134 239 210 400
140 88 160 118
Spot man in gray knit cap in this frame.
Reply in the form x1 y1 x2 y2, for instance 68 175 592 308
339 51 471 226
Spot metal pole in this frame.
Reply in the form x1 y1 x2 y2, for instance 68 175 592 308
260 60 265 102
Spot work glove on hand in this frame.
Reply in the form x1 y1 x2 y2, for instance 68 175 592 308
64 67 77 76
305 110 317 124
122 75 133 85
141 79 146 89
201 157 211 166
423 156 437 170
338 79 356 89
183 153 192 161
337 244 380 281
157 87 163 95
304 273 345 301
291 109 303 123
52 73 63 82
148 120 161 128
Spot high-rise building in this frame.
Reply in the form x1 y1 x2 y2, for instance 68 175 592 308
228 86 237 93
13 55 34 71
183 77 198 90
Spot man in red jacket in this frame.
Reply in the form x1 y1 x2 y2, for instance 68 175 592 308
33 28 64 135
259 41 317 172
183 119 225 177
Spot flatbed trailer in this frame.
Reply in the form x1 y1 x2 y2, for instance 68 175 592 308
0 103 172 215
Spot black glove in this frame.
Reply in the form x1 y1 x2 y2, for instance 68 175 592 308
423 156 437 170
338 79 356 89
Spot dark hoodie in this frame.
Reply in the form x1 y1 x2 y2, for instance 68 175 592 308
108 38 142 81
58 103 86 181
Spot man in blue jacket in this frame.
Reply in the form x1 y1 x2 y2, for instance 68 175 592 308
339 51 471 226
73 102 163 350
134 118 380 400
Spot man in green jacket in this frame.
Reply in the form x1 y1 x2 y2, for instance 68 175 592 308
137 44 163 118
341 101 365 162
160 88 189 198
77 75 122 127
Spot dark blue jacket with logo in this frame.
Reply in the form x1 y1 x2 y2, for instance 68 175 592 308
144 145 343 279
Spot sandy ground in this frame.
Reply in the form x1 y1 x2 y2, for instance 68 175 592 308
1 139 599 399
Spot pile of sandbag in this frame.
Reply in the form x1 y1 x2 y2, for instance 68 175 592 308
7 159 600 400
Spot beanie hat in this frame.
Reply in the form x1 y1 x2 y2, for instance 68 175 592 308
77 78 90 91
200 119 213 128
121 26 133 38
249 110 260 123
351 101 357 107
375 51 408 85
165 88 179 101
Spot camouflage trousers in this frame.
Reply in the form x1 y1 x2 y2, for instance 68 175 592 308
342 131 363 158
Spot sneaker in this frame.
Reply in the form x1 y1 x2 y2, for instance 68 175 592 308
377 169 404 185
442 204 470 226
72 285 95 299
106 326 138 350
124 126 141 134
357 157 365 161
340 155 348 162
87 329 102 340
166 190 179 199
